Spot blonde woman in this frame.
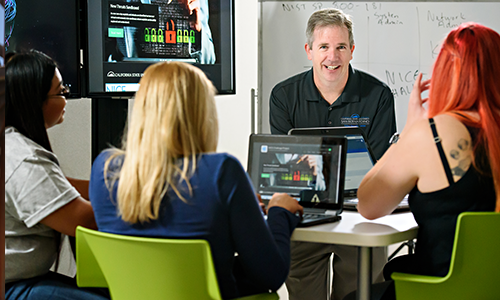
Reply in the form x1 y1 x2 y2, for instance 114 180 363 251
89 61 303 299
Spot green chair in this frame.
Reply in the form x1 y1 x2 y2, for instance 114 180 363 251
76 226 279 300
392 212 500 300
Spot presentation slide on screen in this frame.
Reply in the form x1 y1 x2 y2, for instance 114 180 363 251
103 0 211 92
106 1 201 60
255 144 339 201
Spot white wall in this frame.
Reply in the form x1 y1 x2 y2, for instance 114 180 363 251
259 1 500 133
215 0 258 165
47 98 92 180
49 0 258 178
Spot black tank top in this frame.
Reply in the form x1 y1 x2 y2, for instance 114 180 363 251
407 118 496 276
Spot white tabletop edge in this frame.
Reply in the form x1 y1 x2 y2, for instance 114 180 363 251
291 211 418 247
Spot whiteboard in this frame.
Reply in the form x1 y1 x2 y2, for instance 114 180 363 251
259 1 500 133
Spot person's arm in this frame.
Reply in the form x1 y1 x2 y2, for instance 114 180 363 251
40 196 97 236
12 150 98 236
358 74 430 219
66 177 89 200
185 0 202 31
357 122 423 219
198 23 216 64
367 86 397 160
219 157 301 291
298 155 326 190
269 86 293 135
266 193 303 216
183 0 216 64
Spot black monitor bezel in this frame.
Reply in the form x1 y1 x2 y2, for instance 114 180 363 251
5 0 84 99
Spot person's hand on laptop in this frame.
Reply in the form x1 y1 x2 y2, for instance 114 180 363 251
268 193 304 217
256 194 267 215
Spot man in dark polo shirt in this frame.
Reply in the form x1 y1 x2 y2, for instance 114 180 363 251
269 8 395 300
270 66 395 159
269 14 396 160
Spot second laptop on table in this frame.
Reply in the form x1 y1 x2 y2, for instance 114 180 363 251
289 127 409 212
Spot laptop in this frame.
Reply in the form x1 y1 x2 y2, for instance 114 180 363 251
247 134 347 227
289 127 409 212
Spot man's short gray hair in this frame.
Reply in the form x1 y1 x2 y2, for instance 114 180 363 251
306 8 354 48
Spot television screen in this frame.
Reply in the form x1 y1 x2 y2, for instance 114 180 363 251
5 0 82 98
86 0 234 97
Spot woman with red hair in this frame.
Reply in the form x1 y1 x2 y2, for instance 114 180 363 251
345 22 499 300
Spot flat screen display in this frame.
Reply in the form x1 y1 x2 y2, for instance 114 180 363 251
247 135 348 210
86 0 234 97
5 0 82 98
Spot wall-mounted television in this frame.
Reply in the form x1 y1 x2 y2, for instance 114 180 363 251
5 0 83 99
86 0 235 97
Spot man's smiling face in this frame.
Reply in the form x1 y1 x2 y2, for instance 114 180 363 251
305 25 354 89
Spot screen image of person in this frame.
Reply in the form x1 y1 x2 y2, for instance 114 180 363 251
347 22 500 300
5 50 108 300
269 8 391 300
260 153 326 193
89 61 304 299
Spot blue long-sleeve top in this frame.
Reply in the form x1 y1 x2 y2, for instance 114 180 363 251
89 151 300 299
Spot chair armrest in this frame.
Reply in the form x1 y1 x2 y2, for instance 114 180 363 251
391 272 448 284
391 272 451 300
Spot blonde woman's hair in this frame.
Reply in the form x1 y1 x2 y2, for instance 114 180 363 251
105 61 219 223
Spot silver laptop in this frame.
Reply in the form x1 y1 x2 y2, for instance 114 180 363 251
289 127 409 212
247 134 347 227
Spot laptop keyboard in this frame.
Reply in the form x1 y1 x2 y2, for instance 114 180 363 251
303 213 330 220
298 213 341 227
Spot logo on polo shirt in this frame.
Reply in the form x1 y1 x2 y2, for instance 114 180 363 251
341 114 370 127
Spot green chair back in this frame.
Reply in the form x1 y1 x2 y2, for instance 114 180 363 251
392 212 500 300
76 226 278 300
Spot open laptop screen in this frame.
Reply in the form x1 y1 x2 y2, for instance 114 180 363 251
344 135 374 195
247 134 347 209
288 127 375 199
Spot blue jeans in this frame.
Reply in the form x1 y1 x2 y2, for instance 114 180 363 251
5 272 109 300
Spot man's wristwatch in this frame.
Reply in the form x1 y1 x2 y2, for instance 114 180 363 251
389 133 400 144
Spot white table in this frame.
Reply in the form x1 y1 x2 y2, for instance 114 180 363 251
291 211 418 300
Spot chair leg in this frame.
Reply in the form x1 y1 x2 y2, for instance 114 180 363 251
388 240 415 261
406 240 415 254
